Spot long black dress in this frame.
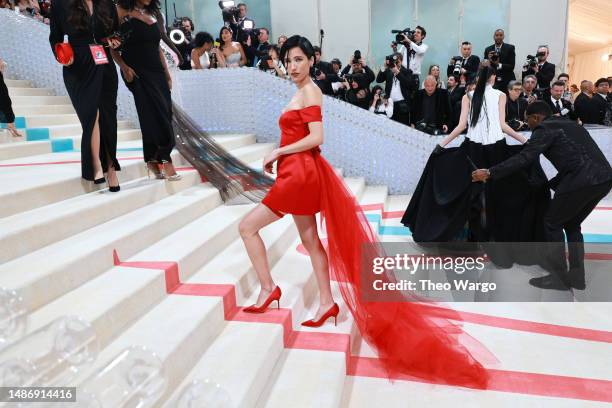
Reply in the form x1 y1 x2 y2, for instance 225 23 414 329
49 0 120 181
118 17 174 163
0 70 16 124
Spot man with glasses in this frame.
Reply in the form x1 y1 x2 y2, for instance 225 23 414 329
505 80 528 130
472 101 612 291
521 75 541 104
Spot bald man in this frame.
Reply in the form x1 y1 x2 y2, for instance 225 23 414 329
410 75 451 134
574 80 600 124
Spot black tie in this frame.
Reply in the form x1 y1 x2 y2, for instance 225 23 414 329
556 100 562 113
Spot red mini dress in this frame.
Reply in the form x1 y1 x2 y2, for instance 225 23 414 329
262 105 323 217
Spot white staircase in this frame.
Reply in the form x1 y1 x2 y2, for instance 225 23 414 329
1 77 611 408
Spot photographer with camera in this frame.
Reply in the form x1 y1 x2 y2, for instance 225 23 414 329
411 76 451 135
310 46 335 95
375 52 417 125
505 80 529 131
447 75 465 130
174 17 195 70
250 27 271 67
227 2 255 41
484 29 515 92
521 75 541 103
447 41 480 83
393 26 428 84
369 85 394 118
338 73 371 110
521 45 555 91
340 50 375 86
256 45 286 78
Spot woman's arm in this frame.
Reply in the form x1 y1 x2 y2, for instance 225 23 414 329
438 94 469 147
386 99 394 118
191 48 202 69
498 93 527 144
237 43 247 67
279 87 324 154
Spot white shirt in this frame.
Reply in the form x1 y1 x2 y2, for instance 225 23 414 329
551 96 562 110
398 41 428 75
256 59 287 76
466 85 505 145
389 75 404 102
370 99 394 118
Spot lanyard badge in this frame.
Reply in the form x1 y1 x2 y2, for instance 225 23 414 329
89 44 109 65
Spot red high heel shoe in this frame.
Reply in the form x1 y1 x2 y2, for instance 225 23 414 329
301 303 340 327
243 286 282 313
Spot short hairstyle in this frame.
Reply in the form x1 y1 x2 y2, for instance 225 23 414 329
526 101 552 118
237 3 246 8
181 17 194 31
551 80 565 88
595 78 608 87
313 46 321 54
495 28 504 34
580 80 590 85
523 75 537 82
461 41 471 46
507 80 522 90
558 73 569 80
331 58 342 67
194 31 213 48
258 27 269 36
416 25 426 38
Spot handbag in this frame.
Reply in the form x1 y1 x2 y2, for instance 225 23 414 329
54 42 74 65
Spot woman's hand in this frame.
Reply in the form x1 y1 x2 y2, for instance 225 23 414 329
167 75 172 90
61 56 74 67
121 65 137 82
108 38 122 50
263 149 281 174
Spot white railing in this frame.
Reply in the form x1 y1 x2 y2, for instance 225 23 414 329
2 9 610 194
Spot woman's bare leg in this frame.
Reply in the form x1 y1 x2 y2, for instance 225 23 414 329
91 110 103 180
239 204 282 306
293 215 335 319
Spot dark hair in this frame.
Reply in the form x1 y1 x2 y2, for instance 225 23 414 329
470 64 496 128
595 77 608 87
219 26 233 50
372 85 383 94
558 73 569 80
194 31 213 48
237 2 246 8
280 35 315 66
117 0 160 13
68 0 115 33
461 41 471 46
313 46 321 54
526 101 552 118
416 25 426 39
181 17 194 31
551 80 565 89
258 27 269 36
331 58 342 67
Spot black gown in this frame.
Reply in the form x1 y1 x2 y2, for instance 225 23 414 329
402 137 550 266
0 70 16 124
49 0 120 181
119 17 174 163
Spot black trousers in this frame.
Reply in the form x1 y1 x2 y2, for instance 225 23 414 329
542 181 612 285
0 70 16 124
391 100 410 126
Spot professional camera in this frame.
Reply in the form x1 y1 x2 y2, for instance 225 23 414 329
385 54 400 66
313 67 322 77
391 28 416 43
524 51 545 68
507 118 528 131
489 51 500 62
218 1 241 25
416 121 441 136
451 56 463 76
352 50 362 65
344 73 354 84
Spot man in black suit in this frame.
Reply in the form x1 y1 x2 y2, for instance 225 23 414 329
506 80 529 130
544 81 577 121
375 53 417 125
574 80 600 124
472 102 612 290
446 75 465 130
311 46 335 95
484 29 516 92
447 41 480 83
411 75 451 134
592 77 611 125
521 45 555 92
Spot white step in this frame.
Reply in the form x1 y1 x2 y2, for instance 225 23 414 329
256 349 345 408
0 139 50 160
0 184 223 313
3 79 32 88
0 141 274 218
24 203 253 350
8 87 54 97
12 104 75 115
10 95 71 105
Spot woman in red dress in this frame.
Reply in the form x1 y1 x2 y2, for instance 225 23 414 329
238 35 490 389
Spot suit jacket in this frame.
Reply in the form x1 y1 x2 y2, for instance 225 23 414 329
375 66 417 103
522 61 555 90
574 93 602 124
341 65 375 86
447 85 465 129
484 43 516 87
447 55 480 81
543 94 577 121
592 93 609 125
490 117 612 194
410 88 451 127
